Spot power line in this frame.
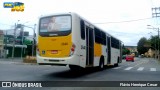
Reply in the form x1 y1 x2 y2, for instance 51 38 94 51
94 17 152 24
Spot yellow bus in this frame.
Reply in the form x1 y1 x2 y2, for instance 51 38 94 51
37 12 122 70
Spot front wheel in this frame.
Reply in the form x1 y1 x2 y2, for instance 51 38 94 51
114 63 118 67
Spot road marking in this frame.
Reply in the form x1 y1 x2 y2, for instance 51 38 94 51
134 62 145 67
124 67 133 70
150 68 156 71
113 67 121 69
137 67 144 71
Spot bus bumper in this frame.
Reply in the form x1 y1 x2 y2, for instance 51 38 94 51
36 55 80 66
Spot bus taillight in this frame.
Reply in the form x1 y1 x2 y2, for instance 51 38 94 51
69 43 76 56
37 48 39 54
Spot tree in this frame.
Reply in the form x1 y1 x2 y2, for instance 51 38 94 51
122 48 130 55
122 45 130 55
137 37 149 54
149 35 160 50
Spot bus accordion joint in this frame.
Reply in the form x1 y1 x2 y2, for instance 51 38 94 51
69 43 76 56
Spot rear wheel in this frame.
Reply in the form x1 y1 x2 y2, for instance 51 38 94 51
114 63 118 67
114 57 119 67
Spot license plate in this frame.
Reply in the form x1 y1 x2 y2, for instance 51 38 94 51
51 50 58 54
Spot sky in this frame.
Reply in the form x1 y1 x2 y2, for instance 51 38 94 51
0 0 160 46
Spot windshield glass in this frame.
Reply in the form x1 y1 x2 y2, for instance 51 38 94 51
39 15 71 36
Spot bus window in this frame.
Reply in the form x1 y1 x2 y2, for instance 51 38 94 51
111 37 120 49
101 31 106 45
39 15 71 37
94 28 102 44
80 20 85 40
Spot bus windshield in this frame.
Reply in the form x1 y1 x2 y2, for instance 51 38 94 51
39 15 71 36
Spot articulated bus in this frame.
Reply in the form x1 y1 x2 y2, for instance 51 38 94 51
37 12 122 70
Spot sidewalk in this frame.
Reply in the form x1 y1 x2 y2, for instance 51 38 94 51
0 58 37 65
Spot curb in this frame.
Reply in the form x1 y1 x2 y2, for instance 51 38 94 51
0 60 38 65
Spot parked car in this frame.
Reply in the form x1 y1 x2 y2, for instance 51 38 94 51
126 55 134 62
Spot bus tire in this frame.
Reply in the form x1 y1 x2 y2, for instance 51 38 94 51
99 56 104 70
114 63 118 67
114 57 119 67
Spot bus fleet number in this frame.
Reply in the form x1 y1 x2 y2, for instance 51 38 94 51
81 45 86 49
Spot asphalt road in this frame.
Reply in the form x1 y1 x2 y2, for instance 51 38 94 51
0 57 160 90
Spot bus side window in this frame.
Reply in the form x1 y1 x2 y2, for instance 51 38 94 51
94 28 102 44
111 37 120 49
80 20 85 40
101 31 106 45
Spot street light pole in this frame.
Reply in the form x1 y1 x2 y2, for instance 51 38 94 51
151 7 160 60
12 23 16 59
147 25 160 60
12 20 20 59
148 32 156 59
5 30 7 58
158 28 160 60
20 25 24 59
21 24 36 57
32 24 36 56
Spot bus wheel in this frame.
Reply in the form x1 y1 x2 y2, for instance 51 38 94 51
114 63 118 67
99 57 104 70
114 57 119 67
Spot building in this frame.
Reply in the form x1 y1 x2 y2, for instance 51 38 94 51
2 29 28 58
125 46 138 56
0 30 5 58
144 48 155 58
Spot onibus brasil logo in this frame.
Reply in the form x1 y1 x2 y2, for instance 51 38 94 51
3 2 24 12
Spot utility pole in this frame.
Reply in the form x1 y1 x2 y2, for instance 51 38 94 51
155 35 157 59
147 25 159 59
158 28 160 60
32 24 36 56
148 32 156 59
5 30 7 58
152 7 160 60
21 24 36 57
152 7 160 18
12 23 16 59
20 24 24 59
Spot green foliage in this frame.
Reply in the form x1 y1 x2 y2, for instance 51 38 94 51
137 37 149 54
149 35 160 50
122 45 130 55
122 48 130 55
